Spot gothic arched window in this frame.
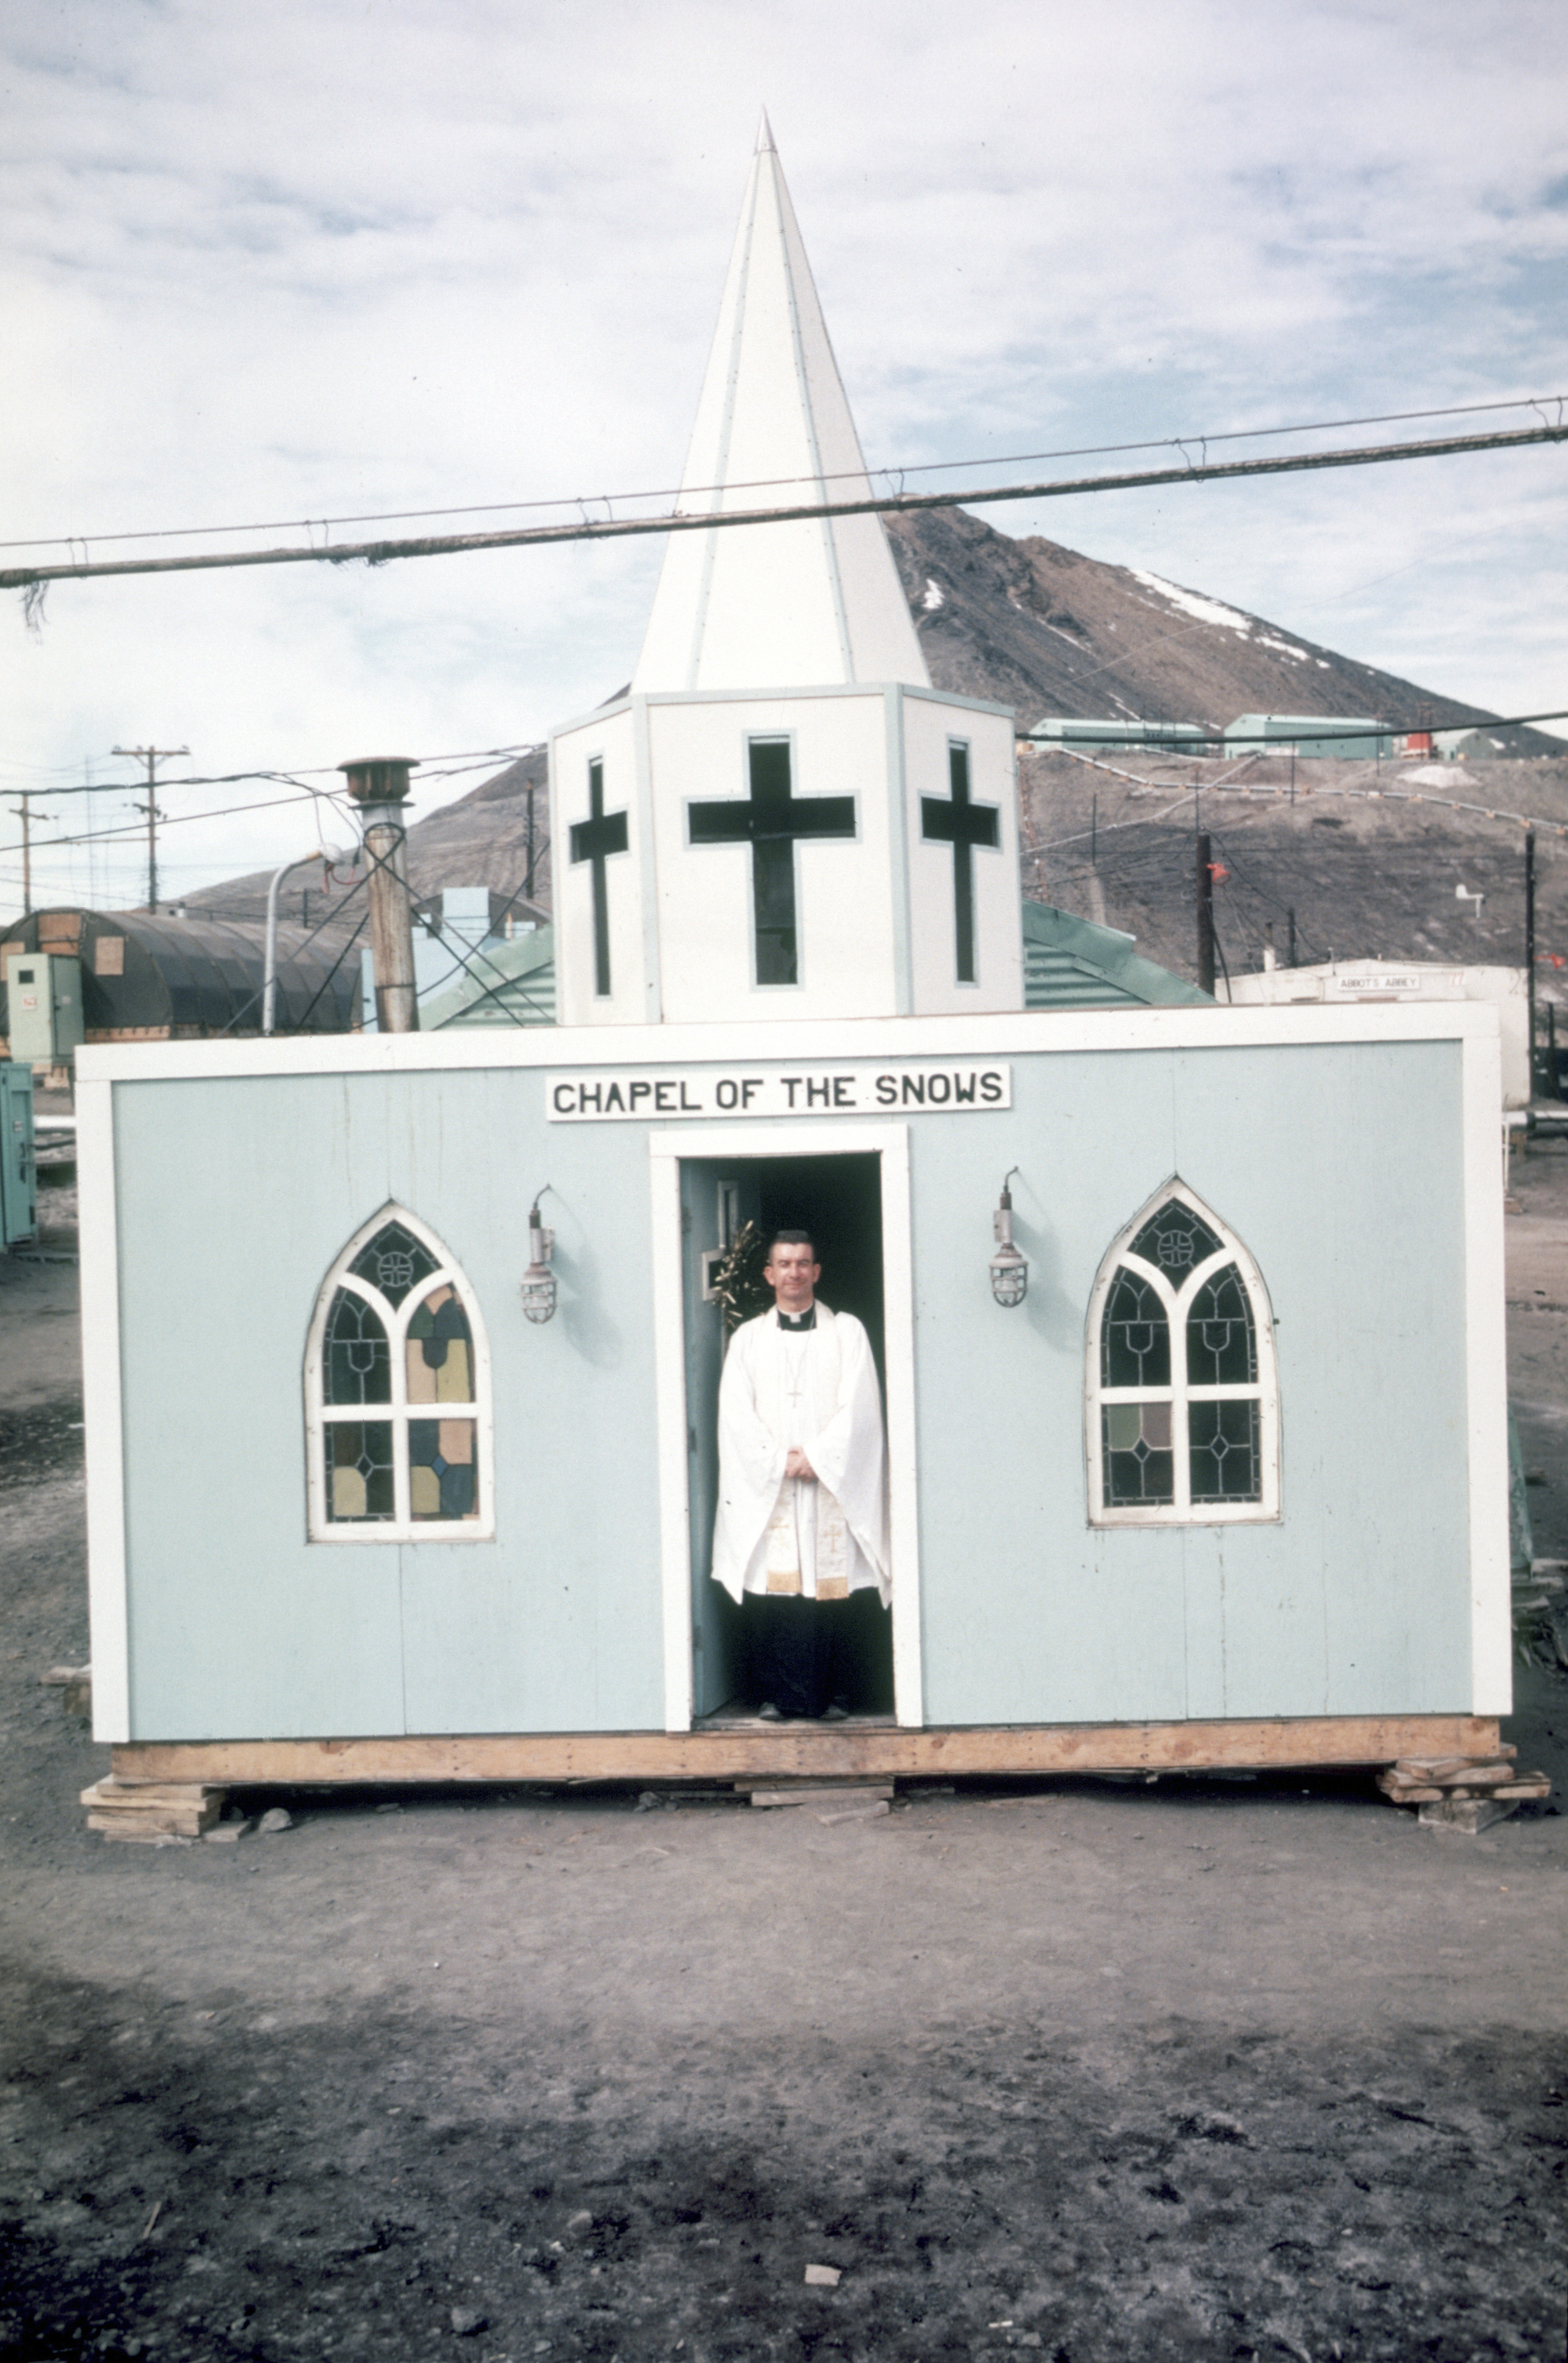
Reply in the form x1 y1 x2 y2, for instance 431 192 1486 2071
1085 1182 1279 1526
304 1207 493 1542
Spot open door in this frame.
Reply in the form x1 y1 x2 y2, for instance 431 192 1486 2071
681 1151 892 1722
681 1161 758 1718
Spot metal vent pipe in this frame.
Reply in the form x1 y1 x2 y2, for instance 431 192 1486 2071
340 756 420 1033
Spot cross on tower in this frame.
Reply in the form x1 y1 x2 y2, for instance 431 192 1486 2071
921 742 999 984
569 758 629 997
688 739 856 986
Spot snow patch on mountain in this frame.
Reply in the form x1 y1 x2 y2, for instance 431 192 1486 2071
1130 568 1252 635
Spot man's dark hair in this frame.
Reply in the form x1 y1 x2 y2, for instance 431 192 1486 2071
768 1228 816 1256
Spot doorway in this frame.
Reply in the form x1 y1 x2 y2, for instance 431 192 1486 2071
680 1150 892 1723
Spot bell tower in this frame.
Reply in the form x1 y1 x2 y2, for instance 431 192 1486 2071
550 119 1023 1027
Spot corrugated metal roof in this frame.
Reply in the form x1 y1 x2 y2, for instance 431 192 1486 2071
1021 901 1211 1009
419 906 1205 1028
422 929 557 1028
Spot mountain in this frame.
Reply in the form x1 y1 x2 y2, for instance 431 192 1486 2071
884 506 1542 746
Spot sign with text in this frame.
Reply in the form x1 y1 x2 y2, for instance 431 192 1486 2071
547 1061 1012 1122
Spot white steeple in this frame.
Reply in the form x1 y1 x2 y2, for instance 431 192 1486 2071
551 125 1021 1030
632 119 931 695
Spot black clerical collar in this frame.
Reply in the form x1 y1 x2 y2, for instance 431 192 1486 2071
776 1306 816 1331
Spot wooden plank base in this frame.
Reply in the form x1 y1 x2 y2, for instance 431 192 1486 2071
110 1714 1503 1790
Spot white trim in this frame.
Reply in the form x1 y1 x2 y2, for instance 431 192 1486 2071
1085 1180 1281 1527
629 700 663 1022
75 999 1501 1087
647 1122 922 1730
877 1127 923 1725
883 685 913 1016
1462 1025 1512 1712
649 1151 694 1732
78 1075 129 1741
303 1204 495 1543
550 684 1017 737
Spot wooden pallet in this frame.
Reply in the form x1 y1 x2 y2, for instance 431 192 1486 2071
82 1777 226 1842
1376 1751 1551 1832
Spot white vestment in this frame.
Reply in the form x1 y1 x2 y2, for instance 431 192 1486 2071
711 1303 890 1607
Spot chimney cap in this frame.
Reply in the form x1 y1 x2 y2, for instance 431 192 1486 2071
338 756 420 802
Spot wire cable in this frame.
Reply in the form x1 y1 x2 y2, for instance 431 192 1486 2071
4 395 1561 557
5 421 1564 594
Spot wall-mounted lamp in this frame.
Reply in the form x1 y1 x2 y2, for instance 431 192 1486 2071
990 1168 1028 1308
521 1188 557 1324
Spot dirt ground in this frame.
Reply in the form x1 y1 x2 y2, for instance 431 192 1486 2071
3 1147 1567 2363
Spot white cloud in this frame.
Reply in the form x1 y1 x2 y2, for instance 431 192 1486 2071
2 0 1566 904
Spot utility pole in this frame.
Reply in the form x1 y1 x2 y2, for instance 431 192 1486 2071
340 757 420 1032
1196 831 1216 996
1288 907 1297 968
112 745 189 913
1526 828 1537 1099
8 793 55 915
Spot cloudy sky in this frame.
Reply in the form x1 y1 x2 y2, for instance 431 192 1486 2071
3 0 1566 910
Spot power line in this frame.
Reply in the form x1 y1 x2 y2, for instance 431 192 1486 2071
5 421 1565 595
29 743 541 798
4 394 1561 558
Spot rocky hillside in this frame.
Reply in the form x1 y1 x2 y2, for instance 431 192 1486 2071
1020 748 1568 990
885 506 1544 747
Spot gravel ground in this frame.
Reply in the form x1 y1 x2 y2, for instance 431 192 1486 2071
3 1158 1567 2363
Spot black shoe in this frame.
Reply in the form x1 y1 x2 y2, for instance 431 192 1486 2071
757 1701 784 1723
821 1701 851 1722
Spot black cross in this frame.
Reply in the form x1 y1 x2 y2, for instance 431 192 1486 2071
569 758 629 997
688 740 856 986
921 742 999 984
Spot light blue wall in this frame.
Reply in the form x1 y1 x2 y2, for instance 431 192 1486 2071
108 1034 1474 1738
114 1068 665 1739
910 1039 1470 1723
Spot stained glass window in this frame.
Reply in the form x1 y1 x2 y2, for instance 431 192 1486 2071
1088 1185 1277 1525
1101 1269 1171 1389
325 1290 392 1405
326 1421 395 1520
309 1210 490 1541
1190 1399 1261 1503
1130 1199 1223 1274
1185 1265 1257 1388
349 1222 437 1309
1102 1400 1174 1506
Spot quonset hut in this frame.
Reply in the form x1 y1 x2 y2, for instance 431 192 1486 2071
0 906 356 1058
78 123 1512 1821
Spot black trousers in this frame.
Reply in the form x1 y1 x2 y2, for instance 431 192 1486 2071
744 1589 888 1720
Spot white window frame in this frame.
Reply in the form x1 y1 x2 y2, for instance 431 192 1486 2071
304 1203 495 1543
1085 1178 1280 1527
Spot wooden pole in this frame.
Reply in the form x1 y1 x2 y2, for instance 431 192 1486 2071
1525 829 1537 1099
1196 831 1216 995
339 757 420 1033
112 744 187 913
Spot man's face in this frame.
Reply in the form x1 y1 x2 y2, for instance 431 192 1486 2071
765 1242 820 1311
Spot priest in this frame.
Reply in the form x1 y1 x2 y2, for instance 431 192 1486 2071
711 1229 889 1720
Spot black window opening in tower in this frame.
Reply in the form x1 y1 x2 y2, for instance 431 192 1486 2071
568 758 629 997
921 741 1000 984
688 738 857 987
